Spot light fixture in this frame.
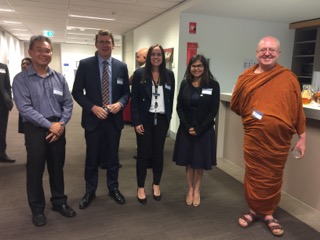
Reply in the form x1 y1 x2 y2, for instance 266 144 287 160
0 8 14 12
11 29 29 31
69 14 115 21
67 32 95 36
3 20 22 24
67 26 101 31
14 33 31 36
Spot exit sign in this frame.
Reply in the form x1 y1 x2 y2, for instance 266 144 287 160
43 30 54 37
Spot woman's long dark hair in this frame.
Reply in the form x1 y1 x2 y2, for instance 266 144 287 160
184 54 214 86
142 44 172 85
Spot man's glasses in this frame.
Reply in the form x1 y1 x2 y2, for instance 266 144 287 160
32 48 52 55
257 48 279 54
97 40 112 45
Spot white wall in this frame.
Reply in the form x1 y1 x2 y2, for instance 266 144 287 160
60 44 122 90
0 29 25 82
178 13 295 93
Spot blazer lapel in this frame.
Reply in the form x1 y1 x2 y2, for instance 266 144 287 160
146 78 152 99
94 58 103 100
111 60 116 89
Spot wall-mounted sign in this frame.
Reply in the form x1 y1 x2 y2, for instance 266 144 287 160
189 22 197 34
186 42 198 64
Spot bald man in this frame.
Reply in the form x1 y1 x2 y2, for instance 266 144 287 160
129 48 148 85
136 48 148 67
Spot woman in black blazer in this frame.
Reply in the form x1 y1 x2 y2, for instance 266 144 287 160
131 44 175 204
173 54 220 207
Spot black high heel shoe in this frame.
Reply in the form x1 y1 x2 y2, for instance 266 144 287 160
137 189 147 205
152 184 161 201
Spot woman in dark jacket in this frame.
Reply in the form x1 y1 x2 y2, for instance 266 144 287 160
131 44 175 204
173 54 220 207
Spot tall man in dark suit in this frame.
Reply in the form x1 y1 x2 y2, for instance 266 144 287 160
0 62 15 163
72 29 130 208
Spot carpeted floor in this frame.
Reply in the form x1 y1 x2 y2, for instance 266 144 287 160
0 104 319 240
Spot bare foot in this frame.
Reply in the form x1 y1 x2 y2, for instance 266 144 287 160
238 211 258 228
264 215 284 237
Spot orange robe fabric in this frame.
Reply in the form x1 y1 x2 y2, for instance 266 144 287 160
230 63 306 215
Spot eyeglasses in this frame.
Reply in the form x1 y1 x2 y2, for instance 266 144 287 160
32 48 52 55
191 64 204 69
97 40 112 45
151 52 162 57
257 48 279 54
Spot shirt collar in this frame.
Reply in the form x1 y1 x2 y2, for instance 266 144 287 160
27 65 53 77
98 55 112 65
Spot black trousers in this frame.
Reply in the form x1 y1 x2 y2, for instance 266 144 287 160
24 122 67 215
136 113 169 187
0 102 9 155
84 116 121 194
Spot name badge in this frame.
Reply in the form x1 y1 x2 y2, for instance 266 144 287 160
117 78 123 85
0 68 6 74
53 89 63 96
202 88 213 95
165 83 171 90
252 109 263 120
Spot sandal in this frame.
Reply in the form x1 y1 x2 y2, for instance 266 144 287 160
238 212 259 228
264 218 284 237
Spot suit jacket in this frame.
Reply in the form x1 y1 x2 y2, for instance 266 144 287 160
131 67 175 126
0 63 13 111
176 78 220 135
72 56 130 131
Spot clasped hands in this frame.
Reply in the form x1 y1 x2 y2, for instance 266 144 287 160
189 127 197 136
46 122 65 143
92 102 122 120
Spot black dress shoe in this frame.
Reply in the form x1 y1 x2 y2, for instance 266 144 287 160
0 155 15 163
32 213 46 227
137 189 147 205
79 193 96 209
152 184 162 201
137 196 147 205
109 189 125 204
52 204 76 217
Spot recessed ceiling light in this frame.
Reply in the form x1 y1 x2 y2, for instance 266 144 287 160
3 20 22 24
0 8 14 12
14 33 31 36
69 14 115 21
67 26 100 31
11 29 29 31
67 32 94 36
67 36 94 40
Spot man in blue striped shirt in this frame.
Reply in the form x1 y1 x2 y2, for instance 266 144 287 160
13 35 76 227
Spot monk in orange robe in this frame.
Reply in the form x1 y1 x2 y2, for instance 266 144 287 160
230 36 306 237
